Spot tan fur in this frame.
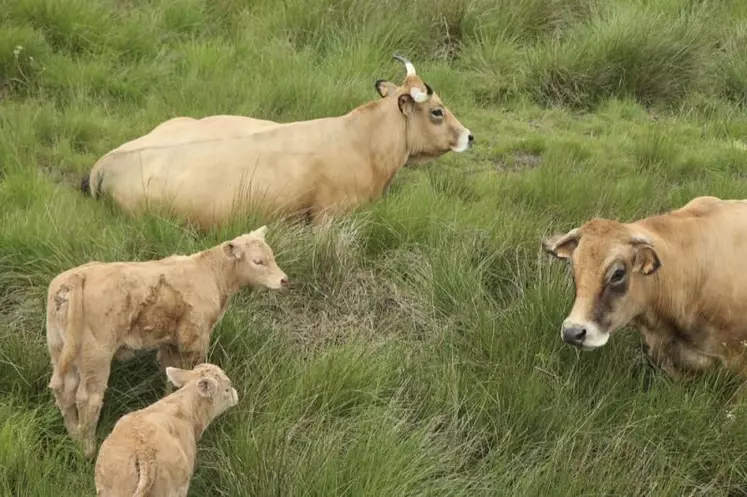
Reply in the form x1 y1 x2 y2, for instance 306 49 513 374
84 56 473 230
94 363 239 497
45 226 286 459
543 196 747 380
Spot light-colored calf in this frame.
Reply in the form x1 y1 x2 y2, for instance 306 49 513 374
94 363 238 497
46 225 286 458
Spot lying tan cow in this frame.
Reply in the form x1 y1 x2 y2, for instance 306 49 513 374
80 55 474 229
542 196 747 381
45 225 286 458
94 363 238 497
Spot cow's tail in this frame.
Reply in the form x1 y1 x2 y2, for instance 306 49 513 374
133 450 155 497
56 273 86 379
80 174 91 195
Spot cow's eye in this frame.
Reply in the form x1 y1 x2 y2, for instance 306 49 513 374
253 259 264 266
430 109 443 118
610 268 626 284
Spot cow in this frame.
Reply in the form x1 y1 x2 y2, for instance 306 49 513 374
79 55 474 230
94 363 238 497
45 225 287 458
541 196 747 382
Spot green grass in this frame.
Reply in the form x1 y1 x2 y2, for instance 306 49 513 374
2 0 747 495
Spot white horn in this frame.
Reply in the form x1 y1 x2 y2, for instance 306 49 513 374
409 87 430 103
393 54 416 77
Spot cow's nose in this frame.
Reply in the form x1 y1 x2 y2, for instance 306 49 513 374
280 276 289 286
468 134 474 143
562 326 587 346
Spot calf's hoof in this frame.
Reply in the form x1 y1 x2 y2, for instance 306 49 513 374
83 438 98 460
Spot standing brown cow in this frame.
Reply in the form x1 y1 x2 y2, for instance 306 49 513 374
542 196 747 381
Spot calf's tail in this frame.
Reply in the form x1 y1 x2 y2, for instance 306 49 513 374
56 273 86 379
133 451 155 497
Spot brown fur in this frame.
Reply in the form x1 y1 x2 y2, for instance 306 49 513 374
45 226 286 459
94 363 239 497
84 56 473 230
542 196 747 380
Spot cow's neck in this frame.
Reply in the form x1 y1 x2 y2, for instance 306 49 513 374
198 248 242 300
345 99 409 197
632 226 695 334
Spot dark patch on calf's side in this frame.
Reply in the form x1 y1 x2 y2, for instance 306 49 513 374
131 275 188 342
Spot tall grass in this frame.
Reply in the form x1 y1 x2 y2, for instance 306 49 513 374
2 0 747 495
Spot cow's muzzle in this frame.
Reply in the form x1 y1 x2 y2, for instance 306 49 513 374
562 324 587 348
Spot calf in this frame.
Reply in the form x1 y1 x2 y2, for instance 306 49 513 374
542 196 747 381
45 225 286 458
94 363 238 497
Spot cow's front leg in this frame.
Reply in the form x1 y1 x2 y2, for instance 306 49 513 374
640 330 684 381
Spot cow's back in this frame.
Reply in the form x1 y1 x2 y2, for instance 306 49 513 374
88 115 280 203
91 116 349 226
637 197 747 341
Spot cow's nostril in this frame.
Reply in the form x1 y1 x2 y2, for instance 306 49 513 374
562 325 587 346
280 277 288 286
468 134 474 143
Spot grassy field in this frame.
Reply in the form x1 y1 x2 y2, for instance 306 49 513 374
3 0 747 495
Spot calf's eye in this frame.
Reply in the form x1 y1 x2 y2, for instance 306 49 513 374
431 109 443 118
253 259 264 266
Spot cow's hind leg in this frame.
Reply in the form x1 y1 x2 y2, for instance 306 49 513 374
76 354 112 459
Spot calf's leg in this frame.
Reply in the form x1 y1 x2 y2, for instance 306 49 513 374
157 344 184 395
47 338 82 439
76 353 112 459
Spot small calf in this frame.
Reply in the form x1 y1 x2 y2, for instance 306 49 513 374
45 225 287 458
94 363 238 497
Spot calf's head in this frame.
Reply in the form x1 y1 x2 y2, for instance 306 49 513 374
375 55 473 164
222 225 288 290
542 219 661 350
166 363 239 419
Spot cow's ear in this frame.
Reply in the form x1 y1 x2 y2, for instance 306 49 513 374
542 228 580 260
223 241 243 260
197 376 218 398
631 235 661 275
397 93 415 116
375 79 397 98
166 367 193 388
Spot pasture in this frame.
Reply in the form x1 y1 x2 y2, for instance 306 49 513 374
2 0 747 495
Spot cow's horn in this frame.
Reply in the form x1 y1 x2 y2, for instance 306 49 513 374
393 54 416 77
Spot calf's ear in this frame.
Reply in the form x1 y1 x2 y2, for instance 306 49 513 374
252 225 268 240
197 377 218 398
166 367 193 388
223 241 244 260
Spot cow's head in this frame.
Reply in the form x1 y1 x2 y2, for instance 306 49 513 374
375 55 473 164
542 219 661 350
222 225 289 290
166 363 239 419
